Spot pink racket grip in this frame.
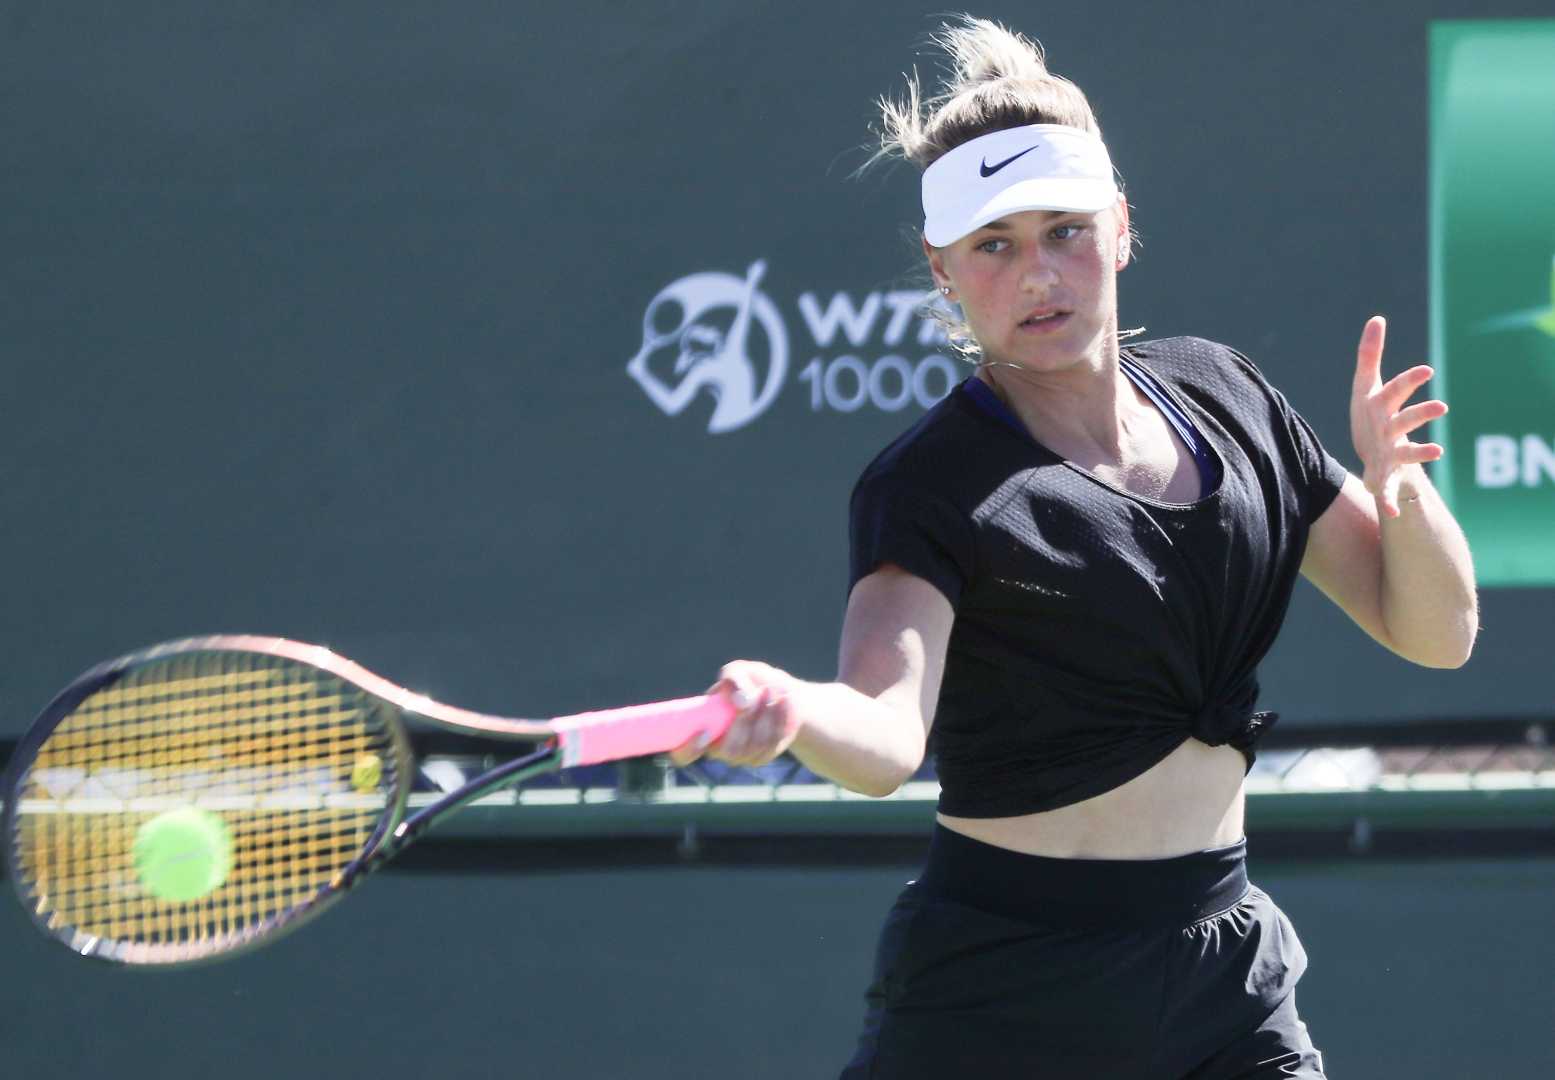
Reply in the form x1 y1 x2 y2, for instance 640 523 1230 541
551 694 737 768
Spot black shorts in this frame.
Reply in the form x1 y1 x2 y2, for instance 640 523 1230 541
839 825 1325 1079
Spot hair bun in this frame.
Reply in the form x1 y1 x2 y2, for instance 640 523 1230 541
936 17 1051 87
868 15 1100 172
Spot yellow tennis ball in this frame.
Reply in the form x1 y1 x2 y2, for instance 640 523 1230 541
350 752 382 793
132 807 233 903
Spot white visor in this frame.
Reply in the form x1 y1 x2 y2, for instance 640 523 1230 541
921 124 1120 247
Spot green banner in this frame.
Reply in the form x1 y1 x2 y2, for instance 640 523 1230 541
1431 20 1555 586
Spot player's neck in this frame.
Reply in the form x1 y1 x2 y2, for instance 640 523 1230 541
978 338 1131 457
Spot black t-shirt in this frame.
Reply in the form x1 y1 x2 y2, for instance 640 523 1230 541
847 337 1349 817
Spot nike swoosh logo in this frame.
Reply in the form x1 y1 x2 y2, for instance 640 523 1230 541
979 145 1039 177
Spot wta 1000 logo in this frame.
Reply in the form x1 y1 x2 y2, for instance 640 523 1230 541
626 260 964 433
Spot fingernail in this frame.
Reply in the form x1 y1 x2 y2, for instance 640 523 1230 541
694 730 713 751
733 689 754 710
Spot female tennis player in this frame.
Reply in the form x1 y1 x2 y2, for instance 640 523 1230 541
674 17 1477 1078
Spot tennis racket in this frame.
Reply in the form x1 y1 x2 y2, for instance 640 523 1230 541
1 635 735 967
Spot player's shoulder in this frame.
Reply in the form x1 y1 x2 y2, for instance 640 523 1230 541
1124 335 1280 404
851 378 985 502
1123 334 1253 379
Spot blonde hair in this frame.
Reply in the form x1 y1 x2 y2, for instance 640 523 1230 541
868 16 1137 358
871 17 1102 171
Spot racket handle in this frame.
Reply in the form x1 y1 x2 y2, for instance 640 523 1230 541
551 694 737 768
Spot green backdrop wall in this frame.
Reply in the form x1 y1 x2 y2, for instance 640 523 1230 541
3 8 1554 1077
4 1 1553 740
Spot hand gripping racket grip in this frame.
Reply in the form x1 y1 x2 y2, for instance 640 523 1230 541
550 694 737 768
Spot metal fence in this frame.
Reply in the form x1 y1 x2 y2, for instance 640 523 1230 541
5 722 1550 858
391 722 1555 851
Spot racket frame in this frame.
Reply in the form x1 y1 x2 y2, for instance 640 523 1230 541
2 636 555 966
3 634 730 967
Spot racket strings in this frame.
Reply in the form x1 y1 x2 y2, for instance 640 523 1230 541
11 652 401 962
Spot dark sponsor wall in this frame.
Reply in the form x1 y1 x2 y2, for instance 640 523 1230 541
2 855 1553 1077
3 1 1551 738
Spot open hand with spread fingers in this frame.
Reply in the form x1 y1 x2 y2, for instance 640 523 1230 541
1350 315 1448 518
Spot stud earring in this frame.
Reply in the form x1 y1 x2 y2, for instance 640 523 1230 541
940 285 952 296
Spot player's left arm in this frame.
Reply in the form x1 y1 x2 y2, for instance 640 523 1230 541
1300 316 1479 669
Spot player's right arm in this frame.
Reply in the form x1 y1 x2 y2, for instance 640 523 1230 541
672 565 954 798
